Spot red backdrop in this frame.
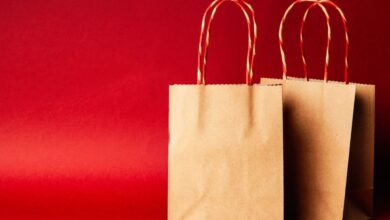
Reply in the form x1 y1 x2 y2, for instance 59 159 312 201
0 0 389 219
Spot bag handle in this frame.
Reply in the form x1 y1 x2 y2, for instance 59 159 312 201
279 0 349 83
279 0 329 81
197 0 257 85
300 0 349 83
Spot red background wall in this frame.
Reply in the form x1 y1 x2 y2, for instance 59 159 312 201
0 0 388 219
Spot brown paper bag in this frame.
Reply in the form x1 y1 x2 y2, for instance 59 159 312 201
258 80 374 220
262 1 373 219
168 0 284 219
261 78 355 219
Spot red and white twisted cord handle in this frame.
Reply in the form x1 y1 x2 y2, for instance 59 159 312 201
197 0 257 85
279 0 349 83
300 0 349 83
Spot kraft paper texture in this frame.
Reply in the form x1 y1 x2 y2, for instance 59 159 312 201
168 85 284 219
262 78 356 220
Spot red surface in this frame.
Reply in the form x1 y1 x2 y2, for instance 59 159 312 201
0 0 389 219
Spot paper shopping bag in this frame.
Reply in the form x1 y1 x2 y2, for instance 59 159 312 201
262 1 374 219
168 0 284 219
261 78 355 219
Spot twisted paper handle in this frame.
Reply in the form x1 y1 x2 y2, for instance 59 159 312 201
197 0 257 85
300 0 349 83
300 2 330 81
279 0 349 83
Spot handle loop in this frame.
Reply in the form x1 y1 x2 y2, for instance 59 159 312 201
300 2 330 81
300 0 349 83
197 0 257 85
279 0 329 81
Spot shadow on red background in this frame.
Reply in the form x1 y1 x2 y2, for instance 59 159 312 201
0 0 388 219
